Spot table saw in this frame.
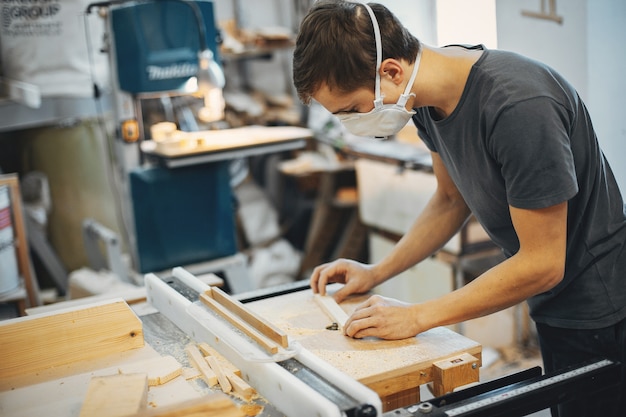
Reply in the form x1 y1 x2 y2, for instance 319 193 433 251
0 269 620 416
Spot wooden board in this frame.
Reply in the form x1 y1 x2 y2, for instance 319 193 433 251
118 355 183 386
0 298 144 380
144 125 312 157
129 393 243 417
247 286 482 408
79 373 148 417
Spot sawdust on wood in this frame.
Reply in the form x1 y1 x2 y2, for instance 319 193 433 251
240 403 264 416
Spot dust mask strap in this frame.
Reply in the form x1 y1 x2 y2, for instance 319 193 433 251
361 3 384 109
397 47 421 107
362 3 420 110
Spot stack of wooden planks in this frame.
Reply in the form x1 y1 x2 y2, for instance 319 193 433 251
185 342 257 402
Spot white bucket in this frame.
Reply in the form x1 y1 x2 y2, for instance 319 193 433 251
0 185 20 295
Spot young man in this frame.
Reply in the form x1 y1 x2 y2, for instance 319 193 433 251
293 2 626 416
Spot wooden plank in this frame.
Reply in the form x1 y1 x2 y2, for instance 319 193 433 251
118 355 182 386
209 287 289 348
313 294 349 329
185 344 218 387
149 125 312 158
205 355 232 393
79 373 148 417
129 393 243 417
199 292 279 355
0 299 144 380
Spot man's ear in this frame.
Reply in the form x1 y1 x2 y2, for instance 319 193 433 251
380 59 404 85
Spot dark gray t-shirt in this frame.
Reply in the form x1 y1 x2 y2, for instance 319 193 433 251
413 45 626 329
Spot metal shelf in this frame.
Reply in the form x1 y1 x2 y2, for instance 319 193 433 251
0 95 111 133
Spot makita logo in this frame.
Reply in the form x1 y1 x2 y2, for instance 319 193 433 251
146 63 198 80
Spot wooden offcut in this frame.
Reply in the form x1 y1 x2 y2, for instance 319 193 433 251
129 393 243 417
199 292 279 354
79 373 148 417
0 299 144 380
225 371 256 402
205 355 232 393
118 355 182 386
185 344 218 387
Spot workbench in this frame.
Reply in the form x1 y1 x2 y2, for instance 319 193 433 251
245 284 482 411
0 281 482 416
140 125 311 168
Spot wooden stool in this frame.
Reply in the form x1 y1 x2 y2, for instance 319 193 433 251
0 173 41 315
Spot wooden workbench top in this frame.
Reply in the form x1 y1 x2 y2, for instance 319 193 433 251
246 286 482 392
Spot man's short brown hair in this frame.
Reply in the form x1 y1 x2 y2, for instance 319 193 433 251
293 1 420 104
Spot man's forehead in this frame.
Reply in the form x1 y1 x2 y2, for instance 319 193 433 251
311 83 342 112
312 83 368 113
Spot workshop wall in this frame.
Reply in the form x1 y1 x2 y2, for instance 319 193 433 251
496 0 626 195
587 0 626 196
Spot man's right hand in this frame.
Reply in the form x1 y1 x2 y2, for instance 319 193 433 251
309 259 379 303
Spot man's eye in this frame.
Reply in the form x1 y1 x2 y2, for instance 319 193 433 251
334 107 360 115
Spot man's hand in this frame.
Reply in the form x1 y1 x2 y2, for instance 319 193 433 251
309 259 378 303
344 295 421 340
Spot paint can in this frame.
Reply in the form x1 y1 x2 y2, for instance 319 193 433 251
0 185 20 295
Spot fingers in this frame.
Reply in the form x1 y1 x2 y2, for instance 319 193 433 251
344 313 379 339
343 297 378 337
309 260 348 296
309 262 335 295
332 285 350 303
310 259 376 307
342 295 416 340
309 263 325 295
334 273 373 303
350 326 381 339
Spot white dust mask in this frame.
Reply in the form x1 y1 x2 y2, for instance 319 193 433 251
336 3 421 139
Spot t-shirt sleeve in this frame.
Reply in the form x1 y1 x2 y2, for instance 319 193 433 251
489 97 578 209
411 112 438 152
